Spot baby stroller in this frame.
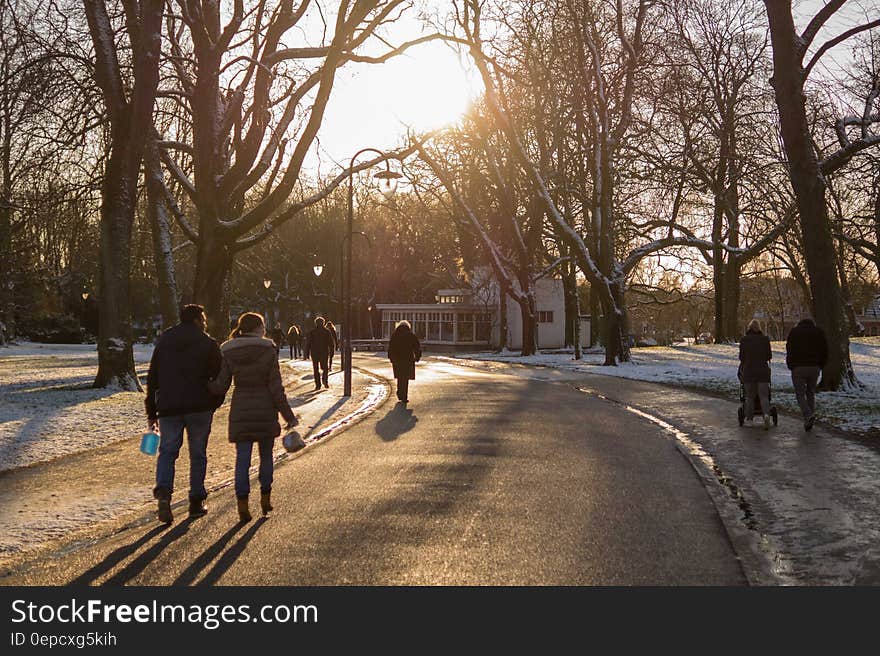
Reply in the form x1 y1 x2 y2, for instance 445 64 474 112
737 366 778 427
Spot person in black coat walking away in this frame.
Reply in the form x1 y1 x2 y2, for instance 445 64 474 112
739 319 773 431
326 320 338 371
305 316 332 389
208 313 297 522
268 322 284 356
786 317 828 431
145 304 223 524
388 320 421 404
286 324 301 359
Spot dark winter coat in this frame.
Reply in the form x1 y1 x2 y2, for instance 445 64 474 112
145 322 223 421
286 325 301 343
388 325 422 380
305 325 332 360
786 319 828 370
268 327 285 349
738 328 772 383
208 335 296 443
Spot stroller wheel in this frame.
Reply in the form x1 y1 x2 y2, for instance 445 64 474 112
737 406 745 427
771 407 778 426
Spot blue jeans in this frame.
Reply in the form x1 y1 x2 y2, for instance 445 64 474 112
154 411 213 501
235 439 274 499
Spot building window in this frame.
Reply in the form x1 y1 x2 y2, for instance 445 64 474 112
538 311 554 323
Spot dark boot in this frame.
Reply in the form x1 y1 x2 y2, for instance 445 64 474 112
189 498 208 518
157 499 173 524
237 497 252 522
260 491 273 516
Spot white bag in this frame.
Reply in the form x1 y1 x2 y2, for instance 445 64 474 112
282 430 306 453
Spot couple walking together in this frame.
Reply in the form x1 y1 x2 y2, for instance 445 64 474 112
738 316 828 431
145 305 297 524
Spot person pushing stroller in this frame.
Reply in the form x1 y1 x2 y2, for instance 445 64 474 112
739 319 774 431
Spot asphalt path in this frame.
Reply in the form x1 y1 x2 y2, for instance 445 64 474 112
6 355 745 585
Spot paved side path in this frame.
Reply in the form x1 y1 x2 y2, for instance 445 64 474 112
0 359 383 572
448 357 880 585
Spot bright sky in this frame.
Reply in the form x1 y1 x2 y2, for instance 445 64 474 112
308 0 875 173
311 6 481 172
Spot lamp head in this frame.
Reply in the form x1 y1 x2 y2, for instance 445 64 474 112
313 264 324 277
82 292 89 300
374 169 402 199
263 279 271 289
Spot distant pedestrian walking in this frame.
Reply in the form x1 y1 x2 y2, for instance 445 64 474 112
268 322 284 356
145 304 223 524
786 317 828 431
208 313 297 522
739 319 773 431
305 316 332 390
388 320 421 404
326 320 338 371
286 323 302 359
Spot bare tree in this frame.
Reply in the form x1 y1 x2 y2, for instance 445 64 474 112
763 0 880 389
152 0 440 334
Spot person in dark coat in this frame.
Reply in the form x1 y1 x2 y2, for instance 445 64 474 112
388 320 421 404
286 324 301 359
145 304 223 523
305 316 332 389
268 322 285 356
786 317 828 431
208 312 297 521
739 319 773 430
326 320 338 371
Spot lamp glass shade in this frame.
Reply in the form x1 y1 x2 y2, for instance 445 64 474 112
82 292 89 300
263 279 271 289
313 265 324 277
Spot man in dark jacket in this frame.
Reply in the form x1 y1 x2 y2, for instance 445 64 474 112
305 316 332 390
145 304 222 523
739 319 773 430
785 317 828 431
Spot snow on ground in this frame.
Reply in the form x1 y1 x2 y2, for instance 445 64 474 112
0 342 154 472
451 337 880 434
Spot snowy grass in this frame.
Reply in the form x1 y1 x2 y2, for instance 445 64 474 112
0 342 154 471
452 337 880 435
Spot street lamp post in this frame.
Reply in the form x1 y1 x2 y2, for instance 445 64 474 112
344 148 401 397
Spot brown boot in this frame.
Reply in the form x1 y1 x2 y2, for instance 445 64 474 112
260 491 273 516
157 499 173 524
237 497 252 523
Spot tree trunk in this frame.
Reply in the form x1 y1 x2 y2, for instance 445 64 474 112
723 255 741 340
93 150 141 390
145 141 179 332
765 2 856 390
193 230 233 340
519 290 537 357
590 288 601 347
712 198 727 342
497 283 508 352
563 262 576 348
0 204 12 341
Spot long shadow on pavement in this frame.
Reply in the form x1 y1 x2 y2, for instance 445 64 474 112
66 524 168 586
301 398 348 439
374 403 418 442
197 517 267 586
172 523 245 586
99 518 197 586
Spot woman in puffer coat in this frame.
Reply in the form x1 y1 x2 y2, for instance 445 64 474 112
209 312 297 521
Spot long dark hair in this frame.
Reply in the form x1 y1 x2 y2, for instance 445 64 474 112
229 312 265 340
